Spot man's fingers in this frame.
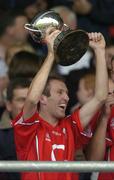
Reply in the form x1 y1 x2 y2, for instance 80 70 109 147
45 26 57 35
49 29 61 39
88 32 102 41
44 27 61 44
45 27 61 36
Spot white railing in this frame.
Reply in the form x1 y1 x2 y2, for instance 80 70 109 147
0 161 114 172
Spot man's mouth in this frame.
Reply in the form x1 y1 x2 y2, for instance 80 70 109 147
58 104 67 111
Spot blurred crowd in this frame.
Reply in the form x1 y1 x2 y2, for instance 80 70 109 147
0 0 114 180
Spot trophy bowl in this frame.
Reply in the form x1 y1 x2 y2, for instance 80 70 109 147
25 10 89 66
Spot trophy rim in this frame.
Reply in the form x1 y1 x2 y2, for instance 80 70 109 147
31 10 64 27
54 29 89 66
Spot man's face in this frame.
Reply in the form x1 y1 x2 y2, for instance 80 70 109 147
6 87 28 119
43 80 69 120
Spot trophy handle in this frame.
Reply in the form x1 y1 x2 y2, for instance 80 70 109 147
63 24 70 31
24 24 42 33
24 23 43 42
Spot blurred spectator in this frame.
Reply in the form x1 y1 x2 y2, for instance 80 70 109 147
15 0 49 59
5 42 36 65
51 5 77 30
0 0 49 21
65 68 93 114
0 10 29 60
15 0 48 22
72 0 114 42
0 78 31 180
36 0 49 12
74 72 94 110
0 59 9 117
69 70 95 113
8 51 42 80
16 0 38 22
72 0 92 15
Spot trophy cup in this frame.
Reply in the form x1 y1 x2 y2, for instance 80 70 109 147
25 10 89 66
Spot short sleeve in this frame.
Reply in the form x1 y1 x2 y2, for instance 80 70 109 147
70 109 92 149
11 111 39 153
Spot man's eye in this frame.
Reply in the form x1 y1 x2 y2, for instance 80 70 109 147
108 91 114 95
58 91 62 94
108 92 112 95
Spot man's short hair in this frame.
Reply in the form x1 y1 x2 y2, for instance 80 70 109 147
43 74 65 97
7 78 31 101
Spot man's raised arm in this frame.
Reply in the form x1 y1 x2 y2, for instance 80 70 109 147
80 32 108 128
23 28 61 119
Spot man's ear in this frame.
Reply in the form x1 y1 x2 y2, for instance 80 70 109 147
6 101 12 112
39 95 47 105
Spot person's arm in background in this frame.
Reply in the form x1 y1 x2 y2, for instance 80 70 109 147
84 107 109 160
80 32 108 128
23 28 61 119
85 93 114 160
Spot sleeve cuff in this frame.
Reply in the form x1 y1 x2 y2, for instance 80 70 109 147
11 110 39 126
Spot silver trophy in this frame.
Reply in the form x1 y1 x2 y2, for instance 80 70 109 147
25 10 89 66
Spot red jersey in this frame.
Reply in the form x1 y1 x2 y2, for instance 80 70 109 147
75 106 102 141
79 110 101 145
12 109 90 180
98 107 114 180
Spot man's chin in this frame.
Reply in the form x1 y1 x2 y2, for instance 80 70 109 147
57 112 65 119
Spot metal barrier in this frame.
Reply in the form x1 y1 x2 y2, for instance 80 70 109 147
0 161 114 172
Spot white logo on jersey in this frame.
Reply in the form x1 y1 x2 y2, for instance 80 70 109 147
63 128 66 134
52 131 61 136
51 144 65 161
81 126 92 137
45 133 51 142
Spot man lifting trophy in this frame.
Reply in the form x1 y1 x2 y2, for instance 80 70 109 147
25 10 89 66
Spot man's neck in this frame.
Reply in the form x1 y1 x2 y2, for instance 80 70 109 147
39 110 58 127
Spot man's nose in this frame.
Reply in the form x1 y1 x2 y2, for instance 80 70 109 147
64 93 69 102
